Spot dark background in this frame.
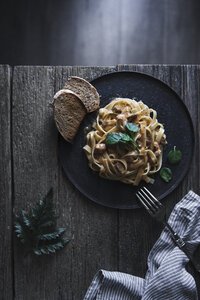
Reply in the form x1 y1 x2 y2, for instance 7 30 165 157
1 0 200 66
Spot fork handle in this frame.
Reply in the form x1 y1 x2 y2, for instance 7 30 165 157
165 223 200 273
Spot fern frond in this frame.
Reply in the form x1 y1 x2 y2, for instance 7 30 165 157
15 222 24 239
21 210 31 228
14 188 70 255
33 238 68 255
38 228 65 241
31 188 57 228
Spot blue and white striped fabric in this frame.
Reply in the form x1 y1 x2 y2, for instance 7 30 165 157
84 190 200 300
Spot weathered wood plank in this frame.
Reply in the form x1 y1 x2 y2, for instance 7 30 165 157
12 66 119 299
0 65 13 299
116 64 200 277
12 66 58 300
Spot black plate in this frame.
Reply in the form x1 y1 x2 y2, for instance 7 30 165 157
58 71 194 209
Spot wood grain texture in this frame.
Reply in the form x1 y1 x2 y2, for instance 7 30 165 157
6 64 200 299
12 66 58 300
0 65 12 299
1 0 200 65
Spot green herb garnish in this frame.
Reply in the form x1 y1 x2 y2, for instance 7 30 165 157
105 133 122 145
118 132 133 143
105 128 140 152
125 123 140 152
159 167 172 183
15 188 70 255
125 122 139 138
167 146 182 164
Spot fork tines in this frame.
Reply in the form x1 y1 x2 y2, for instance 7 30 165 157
136 187 162 216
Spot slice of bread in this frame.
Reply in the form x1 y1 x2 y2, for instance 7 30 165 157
53 89 87 143
64 76 100 113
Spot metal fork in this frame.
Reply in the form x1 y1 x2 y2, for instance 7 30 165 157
136 186 200 273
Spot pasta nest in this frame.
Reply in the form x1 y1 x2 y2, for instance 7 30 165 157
83 98 167 186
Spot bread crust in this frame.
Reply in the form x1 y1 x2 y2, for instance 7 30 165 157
64 76 100 112
53 89 86 143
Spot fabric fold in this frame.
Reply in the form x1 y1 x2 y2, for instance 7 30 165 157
84 190 200 300
84 270 144 300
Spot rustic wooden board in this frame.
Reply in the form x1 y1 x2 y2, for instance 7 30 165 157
0 65 12 299
8 65 200 299
12 66 58 299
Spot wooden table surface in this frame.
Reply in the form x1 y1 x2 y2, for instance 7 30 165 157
0 64 200 300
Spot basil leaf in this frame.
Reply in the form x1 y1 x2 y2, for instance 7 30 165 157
159 167 172 182
167 146 182 164
105 132 140 153
105 133 122 145
125 123 139 137
118 133 133 143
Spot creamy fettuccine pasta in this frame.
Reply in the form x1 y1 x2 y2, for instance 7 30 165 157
83 98 167 186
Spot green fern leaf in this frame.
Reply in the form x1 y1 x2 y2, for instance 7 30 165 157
38 228 66 241
14 188 70 255
21 210 31 228
60 237 70 244
33 239 67 255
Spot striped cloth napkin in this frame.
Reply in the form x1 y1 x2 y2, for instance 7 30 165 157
84 190 200 300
